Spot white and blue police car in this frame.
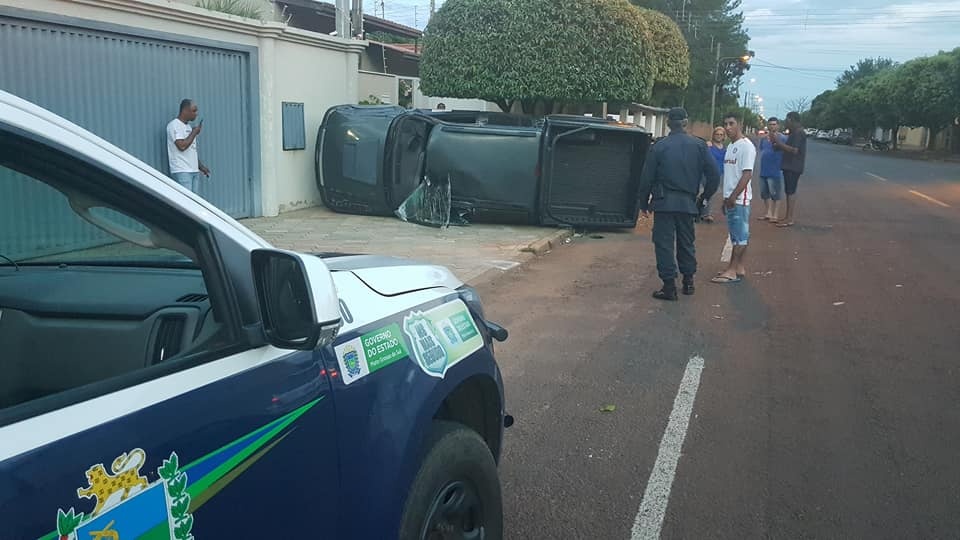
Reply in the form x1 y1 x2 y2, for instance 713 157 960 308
0 90 510 539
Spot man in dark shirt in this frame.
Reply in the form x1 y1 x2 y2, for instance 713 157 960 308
637 107 722 300
774 111 808 227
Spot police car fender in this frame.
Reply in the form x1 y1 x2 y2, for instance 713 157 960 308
322 273 503 537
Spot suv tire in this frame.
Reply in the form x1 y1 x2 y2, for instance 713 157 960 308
399 421 503 540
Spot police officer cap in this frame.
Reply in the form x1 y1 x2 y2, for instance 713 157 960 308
667 107 688 121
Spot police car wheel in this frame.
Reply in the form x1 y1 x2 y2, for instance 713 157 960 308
399 421 503 540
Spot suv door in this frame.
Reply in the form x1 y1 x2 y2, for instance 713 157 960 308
537 116 652 227
0 124 340 539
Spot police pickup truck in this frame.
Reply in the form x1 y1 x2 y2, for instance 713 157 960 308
0 90 510 539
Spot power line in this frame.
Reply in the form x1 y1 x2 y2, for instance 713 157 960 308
749 66 838 81
673 6 960 15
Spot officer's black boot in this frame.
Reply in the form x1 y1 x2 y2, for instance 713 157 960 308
653 280 678 301
682 275 695 296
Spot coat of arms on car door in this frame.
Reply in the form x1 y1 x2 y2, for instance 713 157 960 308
54 448 194 540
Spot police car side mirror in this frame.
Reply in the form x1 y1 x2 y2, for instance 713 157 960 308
251 249 342 350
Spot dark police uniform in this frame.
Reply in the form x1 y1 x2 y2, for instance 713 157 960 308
636 108 721 299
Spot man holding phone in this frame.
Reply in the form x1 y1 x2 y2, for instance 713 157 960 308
166 99 211 193
757 117 787 222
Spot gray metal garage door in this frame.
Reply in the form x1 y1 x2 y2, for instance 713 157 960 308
0 13 257 219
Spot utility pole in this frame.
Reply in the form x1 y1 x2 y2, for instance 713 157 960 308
430 0 435 15
335 0 350 38
350 0 363 38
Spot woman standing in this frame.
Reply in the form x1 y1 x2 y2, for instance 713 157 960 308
701 126 727 223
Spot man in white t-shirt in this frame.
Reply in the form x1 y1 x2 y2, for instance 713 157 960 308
712 112 757 284
166 99 210 193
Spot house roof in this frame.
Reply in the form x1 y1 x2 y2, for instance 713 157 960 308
276 0 423 39
369 41 421 60
386 43 421 54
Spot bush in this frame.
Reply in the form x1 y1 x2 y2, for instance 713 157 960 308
634 7 690 89
195 0 267 20
420 0 676 113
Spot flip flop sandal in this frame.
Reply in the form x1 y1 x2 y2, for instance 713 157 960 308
711 275 742 284
776 222 795 228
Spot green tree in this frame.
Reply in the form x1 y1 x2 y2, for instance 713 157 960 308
803 89 833 128
890 50 960 149
867 69 905 149
836 57 897 87
420 0 679 114
630 0 750 121
635 7 690 89
822 81 874 134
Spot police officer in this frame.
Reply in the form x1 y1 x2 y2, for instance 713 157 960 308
637 107 721 301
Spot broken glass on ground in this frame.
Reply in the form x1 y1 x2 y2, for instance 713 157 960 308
395 175 469 228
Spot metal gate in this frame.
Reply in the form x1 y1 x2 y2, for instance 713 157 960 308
0 13 257 219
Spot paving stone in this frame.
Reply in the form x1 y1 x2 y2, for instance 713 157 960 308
242 206 566 284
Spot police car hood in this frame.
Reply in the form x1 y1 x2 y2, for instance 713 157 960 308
315 253 464 296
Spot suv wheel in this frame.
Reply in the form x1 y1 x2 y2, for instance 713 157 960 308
399 421 503 540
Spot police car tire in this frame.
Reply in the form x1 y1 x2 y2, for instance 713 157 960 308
399 420 503 540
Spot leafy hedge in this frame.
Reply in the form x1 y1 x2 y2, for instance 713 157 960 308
635 7 690 89
420 0 688 110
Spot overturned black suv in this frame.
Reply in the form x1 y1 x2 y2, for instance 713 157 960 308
315 105 652 228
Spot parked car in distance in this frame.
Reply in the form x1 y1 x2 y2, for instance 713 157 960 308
832 130 854 145
804 127 818 136
816 130 832 140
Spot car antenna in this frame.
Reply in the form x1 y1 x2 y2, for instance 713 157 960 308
0 253 20 271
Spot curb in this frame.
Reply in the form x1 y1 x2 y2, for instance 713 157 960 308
521 227 574 256
469 227 574 286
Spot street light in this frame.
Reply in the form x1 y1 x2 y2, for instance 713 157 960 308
711 49 755 127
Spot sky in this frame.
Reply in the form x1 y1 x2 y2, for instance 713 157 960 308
365 0 960 117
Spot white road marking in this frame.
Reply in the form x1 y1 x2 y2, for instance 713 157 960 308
863 171 951 208
908 190 951 208
720 237 732 263
487 260 521 270
631 356 705 540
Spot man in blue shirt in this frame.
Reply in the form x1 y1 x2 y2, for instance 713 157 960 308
637 107 721 300
757 117 787 222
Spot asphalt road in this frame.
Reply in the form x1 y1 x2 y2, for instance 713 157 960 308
476 141 960 539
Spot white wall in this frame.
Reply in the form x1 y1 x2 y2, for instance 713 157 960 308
358 70 400 105
410 79 501 111
269 36 362 213
1 0 364 217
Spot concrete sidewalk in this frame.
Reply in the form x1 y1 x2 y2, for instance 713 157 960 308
242 206 574 284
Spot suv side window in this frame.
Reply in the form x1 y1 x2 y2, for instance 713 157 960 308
0 128 240 422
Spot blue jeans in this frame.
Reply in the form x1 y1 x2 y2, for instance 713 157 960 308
725 204 751 246
760 174 783 200
171 171 200 192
